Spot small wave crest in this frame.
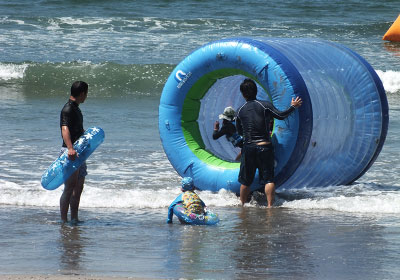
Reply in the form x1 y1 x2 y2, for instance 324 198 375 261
2 179 400 215
0 63 28 81
376 69 400 94
0 179 240 209
3 62 398 97
279 184 400 214
0 61 174 98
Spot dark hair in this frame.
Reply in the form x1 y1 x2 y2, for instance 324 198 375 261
71 81 88 98
240 78 257 100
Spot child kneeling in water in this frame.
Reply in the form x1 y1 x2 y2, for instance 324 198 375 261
166 177 206 224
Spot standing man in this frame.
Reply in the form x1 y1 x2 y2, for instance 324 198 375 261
236 79 302 207
59 81 88 223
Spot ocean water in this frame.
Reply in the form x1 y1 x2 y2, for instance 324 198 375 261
1 0 400 279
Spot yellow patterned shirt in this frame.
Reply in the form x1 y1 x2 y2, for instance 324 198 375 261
182 191 205 215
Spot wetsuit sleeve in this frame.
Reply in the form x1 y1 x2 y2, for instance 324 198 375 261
212 125 229 140
60 105 72 127
266 102 296 120
167 194 183 224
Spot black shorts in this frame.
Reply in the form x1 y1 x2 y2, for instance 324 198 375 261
238 143 274 186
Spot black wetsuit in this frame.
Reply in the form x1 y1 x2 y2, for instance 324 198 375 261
213 120 236 140
60 100 84 148
236 99 295 145
236 99 295 186
212 120 243 148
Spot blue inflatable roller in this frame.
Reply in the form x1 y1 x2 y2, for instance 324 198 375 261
41 126 105 190
158 38 388 193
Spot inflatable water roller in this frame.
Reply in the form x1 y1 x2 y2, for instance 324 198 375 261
158 38 389 193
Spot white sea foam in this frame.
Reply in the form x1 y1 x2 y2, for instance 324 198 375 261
376 69 400 94
0 179 241 209
46 18 61 31
81 187 241 209
2 178 400 214
0 63 28 81
282 193 400 214
280 185 400 214
58 17 112 26
0 17 24 25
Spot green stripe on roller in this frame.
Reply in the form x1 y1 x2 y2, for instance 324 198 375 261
181 68 266 169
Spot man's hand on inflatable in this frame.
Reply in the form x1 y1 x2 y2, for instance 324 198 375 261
291 96 302 108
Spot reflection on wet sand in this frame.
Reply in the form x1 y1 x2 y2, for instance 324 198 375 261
231 207 311 279
177 225 231 279
58 224 86 274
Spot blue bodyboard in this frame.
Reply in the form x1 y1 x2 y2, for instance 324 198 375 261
41 126 105 190
173 203 219 225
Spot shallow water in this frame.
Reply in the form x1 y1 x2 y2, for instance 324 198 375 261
1 205 400 279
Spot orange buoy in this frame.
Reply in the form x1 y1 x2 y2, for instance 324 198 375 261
383 15 400 42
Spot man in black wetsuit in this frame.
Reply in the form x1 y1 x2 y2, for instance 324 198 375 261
59 81 88 223
236 78 302 207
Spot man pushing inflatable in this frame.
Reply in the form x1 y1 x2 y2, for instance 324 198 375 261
236 78 302 207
